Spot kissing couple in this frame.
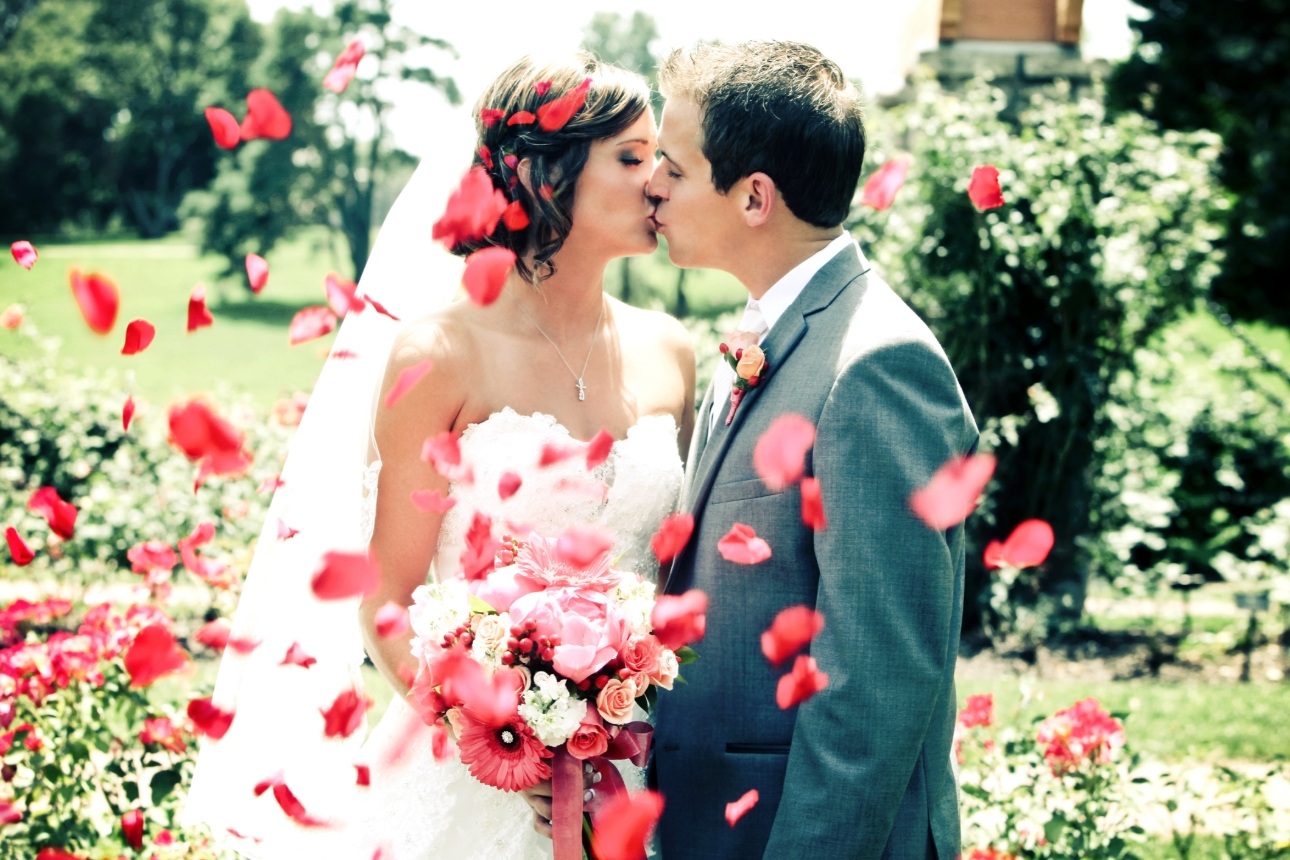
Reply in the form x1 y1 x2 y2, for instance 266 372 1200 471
185 38 976 860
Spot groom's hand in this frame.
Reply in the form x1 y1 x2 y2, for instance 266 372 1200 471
520 764 601 839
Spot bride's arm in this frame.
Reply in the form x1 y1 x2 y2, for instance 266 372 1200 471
358 318 469 699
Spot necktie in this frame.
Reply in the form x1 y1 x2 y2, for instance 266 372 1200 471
708 301 769 435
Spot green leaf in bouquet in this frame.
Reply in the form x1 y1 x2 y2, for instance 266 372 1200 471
468 593 498 615
638 683 658 713
675 645 699 666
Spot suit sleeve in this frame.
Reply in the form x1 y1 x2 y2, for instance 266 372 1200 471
762 338 972 858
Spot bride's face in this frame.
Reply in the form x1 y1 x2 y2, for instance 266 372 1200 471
561 111 659 262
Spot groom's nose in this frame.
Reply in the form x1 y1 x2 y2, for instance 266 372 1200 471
646 160 668 201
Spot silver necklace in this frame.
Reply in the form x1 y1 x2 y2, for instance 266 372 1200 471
513 292 605 402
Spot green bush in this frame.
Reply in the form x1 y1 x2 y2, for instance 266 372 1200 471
855 74 1227 640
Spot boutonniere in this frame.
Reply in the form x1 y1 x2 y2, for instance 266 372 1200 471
719 332 769 425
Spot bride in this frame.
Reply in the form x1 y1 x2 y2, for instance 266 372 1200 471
184 53 695 858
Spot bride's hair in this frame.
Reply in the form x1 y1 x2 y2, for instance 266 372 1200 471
451 53 651 282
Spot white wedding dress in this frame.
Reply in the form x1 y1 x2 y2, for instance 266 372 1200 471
350 408 682 859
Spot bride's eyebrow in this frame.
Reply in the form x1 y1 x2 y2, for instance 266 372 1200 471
614 137 652 147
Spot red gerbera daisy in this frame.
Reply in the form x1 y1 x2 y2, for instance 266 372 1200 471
454 708 551 792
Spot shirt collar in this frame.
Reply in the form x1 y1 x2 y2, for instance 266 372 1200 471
752 232 858 332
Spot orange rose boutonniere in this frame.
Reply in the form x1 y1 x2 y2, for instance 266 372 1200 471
719 332 769 425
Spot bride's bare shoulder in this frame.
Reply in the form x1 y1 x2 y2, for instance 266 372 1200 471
609 298 694 367
386 302 481 370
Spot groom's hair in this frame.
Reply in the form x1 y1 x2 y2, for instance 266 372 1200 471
659 41 865 228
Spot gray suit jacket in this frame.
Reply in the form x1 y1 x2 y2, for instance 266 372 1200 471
652 245 977 859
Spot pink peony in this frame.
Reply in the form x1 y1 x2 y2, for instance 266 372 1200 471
551 610 625 683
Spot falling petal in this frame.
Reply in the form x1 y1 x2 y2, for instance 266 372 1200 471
649 513 693 565
861 155 912 211
968 165 1005 211
800 476 826 531
760 606 825 667
5 527 35 566
411 489 456 513
324 273 364 316
320 688 372 739
753 413 816 491
585 428 614 469
431 167 508 249
724 789 760 827
384 359 433 409
311 550 380 600
650 589 707 651
10 240 37 269
983 519 1055 569
716 522 771 565
908 453 996 530
121 319 156 355
288 306 338 345
27 486 77 540
187 284 214 332
497 471 522 500
374 601 410 638
239 89 292 141
775 654 829 709
187 697 235 739
591 789 664 860
280 642 317 668
462 246 515 306
123 624 190 688
0 304 23 328
204 107 240 149
323 38 365 93
69 269 119 335
245 253 269 293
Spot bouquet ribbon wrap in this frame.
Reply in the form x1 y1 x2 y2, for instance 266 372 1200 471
551 721 653 860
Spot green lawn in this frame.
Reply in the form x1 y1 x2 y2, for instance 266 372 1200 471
0 231 745 409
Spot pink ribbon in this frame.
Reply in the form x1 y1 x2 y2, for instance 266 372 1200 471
551 722 654 859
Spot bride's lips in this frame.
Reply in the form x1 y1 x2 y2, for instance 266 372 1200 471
648 214 663 232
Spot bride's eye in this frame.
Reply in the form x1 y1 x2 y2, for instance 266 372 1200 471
620 156 643 166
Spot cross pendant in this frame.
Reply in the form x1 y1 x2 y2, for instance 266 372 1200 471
576 378 586 401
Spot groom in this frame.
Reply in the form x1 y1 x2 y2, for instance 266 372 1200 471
647 41 977 858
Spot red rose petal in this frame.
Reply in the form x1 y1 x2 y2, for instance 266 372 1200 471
375 601 410 638
501 199 530 232
364 295 401 321
760 606 825 667
776 654 829 709
983 518 1054 569
724 788 760 827
69 269 119 334
187 284 214 332
124 624 190 688
321 688 372 739
421 431 473 484
591 788 664 860
239 89 292 141
460 512 500 581
462 246 515 306
384 359 433 409
753 413 816 491
497 471 522 501
5 527 35 566
324 272 364 316
121 318 156 355
479 107 505 127
506 110 536 126
649 512 693 565
204 107 240 149
121 809 145 851
431 166 508 248
650 589 707 651
27 486 77 540
968 164 1005 211
323 38 365 93
861 155 912 211
585 428 614 470
538 440 581 467
288 305 338 345
800 476 827 531
908 453 997 530
717 522 771 565
10 240 37 269
280 642 317 669
411 489 457 513
167 400 246 472
194 618 259 655
276 519 299 540
245 253 269 293
253 773 330 827
533 80 552 96
355 763 371 786
537 78 591 132
187 697 235 739
311 550 380 600
122 394 136 431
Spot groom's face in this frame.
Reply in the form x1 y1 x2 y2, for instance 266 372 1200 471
648 96 742 271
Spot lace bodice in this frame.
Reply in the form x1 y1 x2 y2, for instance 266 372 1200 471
435 408 682 582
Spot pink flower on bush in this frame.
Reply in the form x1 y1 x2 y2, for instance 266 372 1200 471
1036 697 1125 773
140 716 187 753
958 693 993 729
963 849 1016 860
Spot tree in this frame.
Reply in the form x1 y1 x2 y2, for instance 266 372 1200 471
188 0 458 282
1109 0 1290 327
0 0 249 237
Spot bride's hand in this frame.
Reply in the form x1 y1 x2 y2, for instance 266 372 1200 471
520 763 601 839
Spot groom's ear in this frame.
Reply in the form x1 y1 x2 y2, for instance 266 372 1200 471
517 157 535 196
739 172 777 228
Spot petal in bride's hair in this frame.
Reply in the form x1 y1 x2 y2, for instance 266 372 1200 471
431 166 508 248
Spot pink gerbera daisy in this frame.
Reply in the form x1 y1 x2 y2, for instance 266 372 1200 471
515 531 619 591
455 707 552 791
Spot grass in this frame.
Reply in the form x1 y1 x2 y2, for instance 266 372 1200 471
956 676 1290 763
0 231 746 410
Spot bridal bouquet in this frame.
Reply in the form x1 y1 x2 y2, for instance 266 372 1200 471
406 526 700 859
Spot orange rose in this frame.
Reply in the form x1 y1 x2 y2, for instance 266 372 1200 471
736 344 766 381
596 678 637 725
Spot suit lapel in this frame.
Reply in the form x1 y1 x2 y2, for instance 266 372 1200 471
684 245 870 521
679 375 717 506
